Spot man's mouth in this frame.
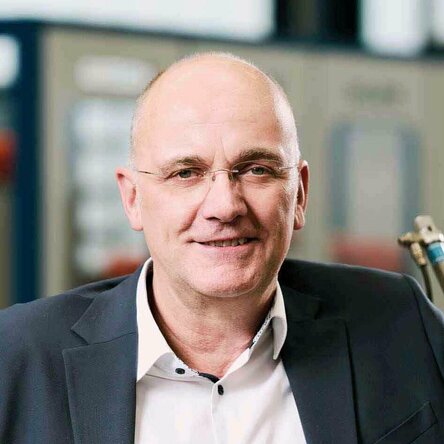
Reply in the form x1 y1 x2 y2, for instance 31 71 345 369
199 237 252 247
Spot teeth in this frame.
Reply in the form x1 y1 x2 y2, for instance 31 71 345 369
204 238 249 247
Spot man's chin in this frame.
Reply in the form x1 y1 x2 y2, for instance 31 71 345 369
187 269 264 299
195 285 255 299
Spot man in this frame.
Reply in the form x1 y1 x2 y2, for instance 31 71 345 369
1 52 444 443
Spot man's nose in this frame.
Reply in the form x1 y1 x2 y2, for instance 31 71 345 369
199 171 248 223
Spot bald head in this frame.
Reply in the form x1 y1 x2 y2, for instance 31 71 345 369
130 52 299 166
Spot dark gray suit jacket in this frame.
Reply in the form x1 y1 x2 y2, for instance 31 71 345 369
1 259 444 443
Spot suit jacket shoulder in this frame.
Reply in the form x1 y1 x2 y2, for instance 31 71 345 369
280 258 428 322
0 274 129 352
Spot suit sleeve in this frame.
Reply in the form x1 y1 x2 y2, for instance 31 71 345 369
0 309 23 440
404 273 444 380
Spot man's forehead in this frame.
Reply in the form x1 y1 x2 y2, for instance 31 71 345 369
131 53 299 163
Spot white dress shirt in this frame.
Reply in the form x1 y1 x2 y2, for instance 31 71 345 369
135 259 307 443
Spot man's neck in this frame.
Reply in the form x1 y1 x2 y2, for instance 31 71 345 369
149 275 275 379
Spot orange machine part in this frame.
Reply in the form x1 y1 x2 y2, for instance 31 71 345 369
331 233 402 272
102 255 147 279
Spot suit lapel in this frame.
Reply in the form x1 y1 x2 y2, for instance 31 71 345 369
63 270 140 444
281 286 358 444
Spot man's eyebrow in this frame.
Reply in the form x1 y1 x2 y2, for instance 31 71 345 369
233 148 284 164
158 155 207 174
157 148 284 173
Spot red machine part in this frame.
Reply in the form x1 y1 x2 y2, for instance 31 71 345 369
0 129 15 183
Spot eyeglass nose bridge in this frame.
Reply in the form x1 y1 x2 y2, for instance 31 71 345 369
207 168 240 182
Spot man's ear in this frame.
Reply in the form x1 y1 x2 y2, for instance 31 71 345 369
294 160 309 231
116 167 143 231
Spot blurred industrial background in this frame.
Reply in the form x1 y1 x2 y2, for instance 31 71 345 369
1 0 444 309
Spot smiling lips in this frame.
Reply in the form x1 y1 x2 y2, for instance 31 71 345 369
200 237 252 247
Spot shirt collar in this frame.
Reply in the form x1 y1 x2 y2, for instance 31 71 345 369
136 258 288 382
136 259 171 381
270 283 288 359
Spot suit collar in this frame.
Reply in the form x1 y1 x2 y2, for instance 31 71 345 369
64 267 141 444
70 266 141 344
281 285 358 444
280 284 322 321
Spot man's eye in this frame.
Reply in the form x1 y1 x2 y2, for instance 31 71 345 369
250 166 269 175
241 164 274 176
172 168 203 179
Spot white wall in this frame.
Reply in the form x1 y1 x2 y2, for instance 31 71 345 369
0 0 275 40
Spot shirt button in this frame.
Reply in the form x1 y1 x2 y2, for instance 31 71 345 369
217 385 224 395
175 368 185 375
